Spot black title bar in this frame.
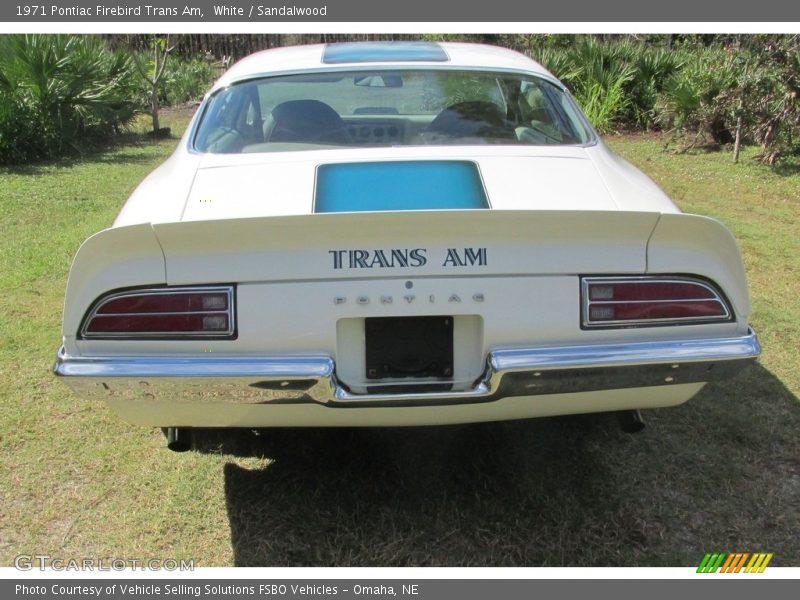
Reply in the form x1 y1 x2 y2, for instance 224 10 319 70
6 579 799 600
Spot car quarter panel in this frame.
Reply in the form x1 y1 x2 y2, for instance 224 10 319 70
647 213 751 327
112 141 202 227
62 224 166 349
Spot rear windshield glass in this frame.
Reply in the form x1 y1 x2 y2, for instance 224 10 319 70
193 69 594 153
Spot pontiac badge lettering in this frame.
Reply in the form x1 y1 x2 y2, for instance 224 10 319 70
334 292 486 306
329 248 487 269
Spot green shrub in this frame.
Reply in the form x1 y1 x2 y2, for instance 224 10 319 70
162 58 215 105
627 48 684 128
130 55 215 110
741 36 800 163
654 48 739 145
538 38 636 131
536 38 685 131
576 75 631 132
0 35 138 164
535 35 799 162
0 90 53 163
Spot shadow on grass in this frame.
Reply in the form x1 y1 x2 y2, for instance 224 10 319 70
193 363 800 566
0 131 183 175
771 159 800 177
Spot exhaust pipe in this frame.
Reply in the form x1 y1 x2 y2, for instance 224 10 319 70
616 409 645 434
165 427 192 452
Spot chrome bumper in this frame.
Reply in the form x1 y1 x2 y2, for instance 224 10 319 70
54 329 760 408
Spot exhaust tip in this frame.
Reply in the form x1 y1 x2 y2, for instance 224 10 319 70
165 427 192 452
616 409 645 434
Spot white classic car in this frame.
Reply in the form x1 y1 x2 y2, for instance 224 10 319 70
55 41 760 450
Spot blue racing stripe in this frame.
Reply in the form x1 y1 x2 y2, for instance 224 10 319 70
322 42 449 64
315 161 488 213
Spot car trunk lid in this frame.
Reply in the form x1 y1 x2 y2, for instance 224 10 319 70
183 147 617 221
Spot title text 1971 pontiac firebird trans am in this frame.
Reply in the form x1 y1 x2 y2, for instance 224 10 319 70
54 42 760 450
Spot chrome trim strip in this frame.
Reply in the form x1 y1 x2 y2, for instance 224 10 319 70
80 286 235 339
55 329 760 407
333 383 492 404
96 311 229 317
581 276 732 328
489 331 760 372
54 347 334 379
588 298 725 305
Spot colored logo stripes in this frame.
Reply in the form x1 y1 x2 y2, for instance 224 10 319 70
697 552 774 573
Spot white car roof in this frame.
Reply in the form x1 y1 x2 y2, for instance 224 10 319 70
214 41 556 90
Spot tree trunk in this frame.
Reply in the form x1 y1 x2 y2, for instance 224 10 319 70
150 87 160 132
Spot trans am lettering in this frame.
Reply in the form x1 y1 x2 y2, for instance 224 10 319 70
329 249 426 269
442 247 487 267
329 248 487 269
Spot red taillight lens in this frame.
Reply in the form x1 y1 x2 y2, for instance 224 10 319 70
95 292 229 314
81 287 235 338
582 277 731 327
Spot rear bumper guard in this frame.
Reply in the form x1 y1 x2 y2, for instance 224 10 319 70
54 329 760 407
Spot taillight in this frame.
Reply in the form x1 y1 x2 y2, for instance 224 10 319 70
581 277 731 328
81 286 235 339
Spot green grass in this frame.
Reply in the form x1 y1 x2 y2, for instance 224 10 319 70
1 125 798 567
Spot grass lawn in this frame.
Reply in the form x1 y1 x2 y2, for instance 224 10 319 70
1 120 798 567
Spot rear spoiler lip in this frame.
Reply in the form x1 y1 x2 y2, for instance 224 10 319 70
62 209 751 344
151 209 659 284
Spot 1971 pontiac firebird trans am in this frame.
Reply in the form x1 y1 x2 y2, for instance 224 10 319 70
54 42 760 450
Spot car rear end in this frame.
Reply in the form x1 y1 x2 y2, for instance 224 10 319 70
54 208 759 429
53 42 760 437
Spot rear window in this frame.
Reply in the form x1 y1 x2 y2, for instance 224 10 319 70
193 69 594 154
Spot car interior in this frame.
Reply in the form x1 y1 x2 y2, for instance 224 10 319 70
195 72 588 153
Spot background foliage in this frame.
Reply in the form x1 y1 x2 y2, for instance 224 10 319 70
434 34 800 162
0 35 139 163
1 33 799 165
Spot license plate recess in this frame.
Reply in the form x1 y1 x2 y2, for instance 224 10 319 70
365 316 453 380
